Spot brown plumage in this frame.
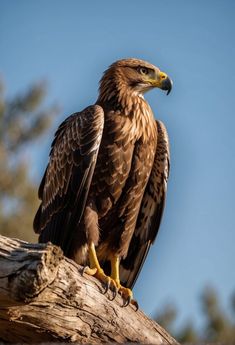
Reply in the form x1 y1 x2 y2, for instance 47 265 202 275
34 58 172 306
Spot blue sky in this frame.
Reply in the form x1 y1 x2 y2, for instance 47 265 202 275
1 0 235 331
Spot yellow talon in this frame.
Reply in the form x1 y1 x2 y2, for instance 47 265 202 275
82 266 97 276
119 286 133 299
82 243 117 297
82 244 138 309
110 254 138 310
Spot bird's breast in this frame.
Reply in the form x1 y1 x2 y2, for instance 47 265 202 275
90 106 157 218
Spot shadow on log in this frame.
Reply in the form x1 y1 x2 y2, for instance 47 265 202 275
0 234 179 344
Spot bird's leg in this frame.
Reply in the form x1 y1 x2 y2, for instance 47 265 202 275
82 242 117 295
82 242 101 275
110 255 139 310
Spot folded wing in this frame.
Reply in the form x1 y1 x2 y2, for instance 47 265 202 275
33 105 104 255
120 120 170 288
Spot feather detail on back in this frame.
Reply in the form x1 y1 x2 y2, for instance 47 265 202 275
33 105 104 255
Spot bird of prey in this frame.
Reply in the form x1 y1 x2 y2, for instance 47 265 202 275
34 58 172 309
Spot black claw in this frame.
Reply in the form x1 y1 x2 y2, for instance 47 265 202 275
102 280 110 294
122 296 131 308
110 285 118 301
131 299 139 312
81 266 88 276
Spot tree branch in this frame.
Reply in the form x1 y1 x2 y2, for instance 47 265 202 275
0 234 179 344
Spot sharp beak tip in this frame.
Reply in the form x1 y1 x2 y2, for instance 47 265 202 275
161 77 173 95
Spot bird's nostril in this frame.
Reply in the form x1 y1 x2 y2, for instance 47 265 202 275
161 75 166 79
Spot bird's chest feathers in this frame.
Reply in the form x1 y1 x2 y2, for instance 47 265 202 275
92 101 157 217
130 102 157 143
103 102 157 161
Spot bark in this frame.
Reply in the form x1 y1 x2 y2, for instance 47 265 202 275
0 234 179 344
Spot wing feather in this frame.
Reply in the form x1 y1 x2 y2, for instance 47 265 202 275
33 105 104 254
119 120 170 288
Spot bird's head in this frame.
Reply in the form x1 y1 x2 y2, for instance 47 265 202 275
98 58 172 105
113 58 172 95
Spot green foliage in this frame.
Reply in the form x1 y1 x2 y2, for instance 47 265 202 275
0 79 58 241
155 286 235 343
201 287 235 343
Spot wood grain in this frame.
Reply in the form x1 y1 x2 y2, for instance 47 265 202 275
0 235 179 344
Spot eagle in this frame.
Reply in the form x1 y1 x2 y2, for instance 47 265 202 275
33 58 172 309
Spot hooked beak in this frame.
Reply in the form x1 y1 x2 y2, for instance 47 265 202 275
150 71 173 95
159 74 173 95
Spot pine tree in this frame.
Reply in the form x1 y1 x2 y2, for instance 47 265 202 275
0 79 58 242
154 286 235 343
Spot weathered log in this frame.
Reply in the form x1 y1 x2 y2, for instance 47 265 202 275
0 234 179 344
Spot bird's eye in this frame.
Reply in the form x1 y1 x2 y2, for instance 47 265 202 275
138 67 149 75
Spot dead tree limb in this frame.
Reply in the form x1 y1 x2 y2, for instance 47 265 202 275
0 234 179 344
